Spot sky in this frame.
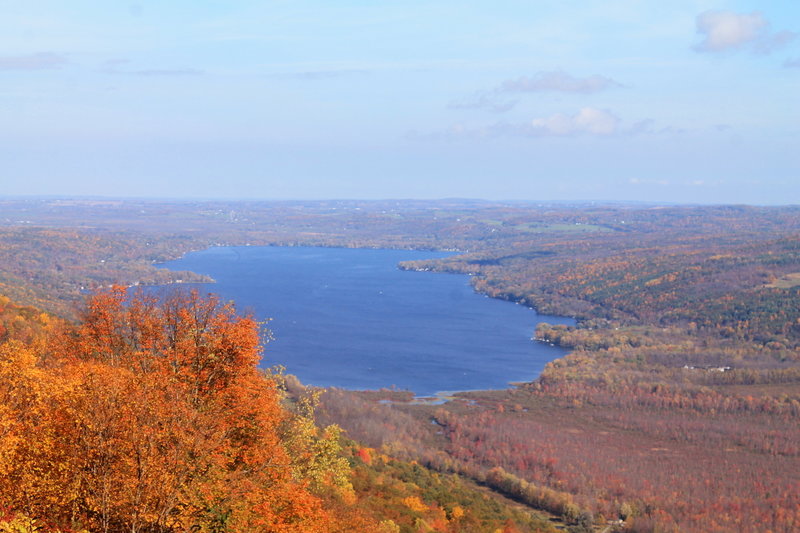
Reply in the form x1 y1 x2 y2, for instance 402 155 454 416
1 1 798 204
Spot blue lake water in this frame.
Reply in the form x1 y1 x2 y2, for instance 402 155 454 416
160 246 574 396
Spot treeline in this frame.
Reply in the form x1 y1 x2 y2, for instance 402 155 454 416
402 230 800 349
344 444 560 532
0 227 211 318
320 380 800 532
317 390 596 533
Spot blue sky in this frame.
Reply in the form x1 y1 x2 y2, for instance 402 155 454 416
1 1 798 203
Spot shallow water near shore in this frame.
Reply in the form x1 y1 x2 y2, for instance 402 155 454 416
160 246 574 396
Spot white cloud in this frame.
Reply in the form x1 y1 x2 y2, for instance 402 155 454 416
527 107 621 136
694 10 795 53
0 52 67 70
416 109 670 141
694 10 766 51
501 71 622 94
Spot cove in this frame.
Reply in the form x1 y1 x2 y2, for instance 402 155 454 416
159 246 574 396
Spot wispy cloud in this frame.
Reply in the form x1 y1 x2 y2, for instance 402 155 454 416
693 10 796 53
754 30 797 54
128 4 143 17
415 108 663 141
448 91 517 113
449 70 622 114
133 68 203 76
269 69 370 80
629 177 671 186
500 71 622 94
100 59 203 76
784 57 800 68
0 52 67 70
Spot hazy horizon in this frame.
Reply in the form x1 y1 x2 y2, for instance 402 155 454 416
2 2 798 204
2 193 798 208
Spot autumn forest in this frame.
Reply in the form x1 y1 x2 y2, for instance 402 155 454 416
0 198 799 532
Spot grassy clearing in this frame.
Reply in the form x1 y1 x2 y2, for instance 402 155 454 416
765 272 800 289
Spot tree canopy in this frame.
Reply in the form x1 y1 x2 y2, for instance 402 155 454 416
0 287 375 533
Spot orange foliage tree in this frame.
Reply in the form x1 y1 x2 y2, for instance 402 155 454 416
0 287 375 533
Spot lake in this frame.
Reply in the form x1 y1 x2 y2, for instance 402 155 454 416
160 246 574 396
